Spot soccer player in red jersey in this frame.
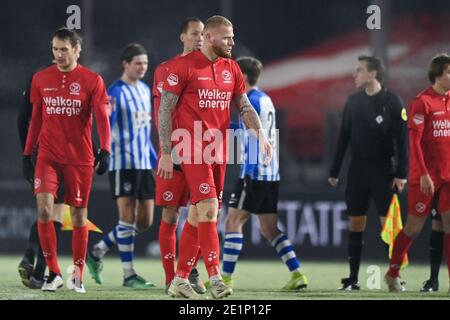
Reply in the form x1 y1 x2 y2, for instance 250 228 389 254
23 27 110 293
18 63 65 289
385 54 450 293
158 15 272 299
153 17 206 294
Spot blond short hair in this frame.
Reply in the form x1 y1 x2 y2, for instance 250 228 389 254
204 15 233 31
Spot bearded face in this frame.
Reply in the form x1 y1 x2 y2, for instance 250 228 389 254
208 25 234 59
212 43 232 58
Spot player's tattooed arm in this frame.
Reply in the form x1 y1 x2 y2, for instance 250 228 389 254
235 93 273 165
235 93 262 133
158 90 179 154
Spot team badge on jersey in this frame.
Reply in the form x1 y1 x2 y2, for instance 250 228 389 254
222 70 232 83
69 82 81 95
167 73 178 86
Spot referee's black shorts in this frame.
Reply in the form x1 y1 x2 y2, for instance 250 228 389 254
345 161 394 217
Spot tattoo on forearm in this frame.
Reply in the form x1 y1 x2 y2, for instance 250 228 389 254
237 94 262 132
158 90 179 154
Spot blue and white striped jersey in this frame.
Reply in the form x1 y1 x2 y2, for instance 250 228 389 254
239 88 280 181
108 79 154 170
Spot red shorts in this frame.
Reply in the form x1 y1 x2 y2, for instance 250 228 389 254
34 157 93 208
181 162 226 207
408 182 450 216
155 168 189 207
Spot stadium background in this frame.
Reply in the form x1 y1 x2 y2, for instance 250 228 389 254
1 0 450 263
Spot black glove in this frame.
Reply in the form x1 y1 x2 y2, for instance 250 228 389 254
22 155 34 185
95 149 110 175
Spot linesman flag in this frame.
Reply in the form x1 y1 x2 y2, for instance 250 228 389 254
61 205 102 233
381 193 408 269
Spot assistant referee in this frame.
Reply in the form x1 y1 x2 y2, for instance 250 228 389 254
328 55 408 290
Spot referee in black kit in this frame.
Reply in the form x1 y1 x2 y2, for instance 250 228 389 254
328 56 408 290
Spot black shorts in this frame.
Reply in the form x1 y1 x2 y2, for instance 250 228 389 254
345 161 394 217
108 169 155 200
228 176 279 214
431 208 442 221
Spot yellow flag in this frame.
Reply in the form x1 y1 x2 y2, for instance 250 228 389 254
61 205 103 233
381 194 408 268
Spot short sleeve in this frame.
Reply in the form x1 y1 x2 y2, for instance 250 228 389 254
153 63 168 98
162 59 188 96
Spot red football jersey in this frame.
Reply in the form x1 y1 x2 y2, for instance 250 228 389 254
24 64 110 165
162 50 245 161
408 87 450 183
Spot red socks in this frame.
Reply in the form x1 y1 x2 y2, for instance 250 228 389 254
198 221 220 278
387 230 413 278
175 222 200 279
72 225 88 281
193 248 202 267
38 221 88 280
37 221 61 275
159 221 178 284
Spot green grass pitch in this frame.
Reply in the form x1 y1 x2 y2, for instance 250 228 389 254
0 256 448 300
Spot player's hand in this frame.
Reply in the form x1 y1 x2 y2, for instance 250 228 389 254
259 133 272 165
95 149 110 175
392 178 407 193
420 174 434 196
328 177 339 188
22 155 34 185
157 153 173 179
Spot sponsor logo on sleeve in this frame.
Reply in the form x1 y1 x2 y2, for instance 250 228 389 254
167 73 178 86
413 113 424 125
